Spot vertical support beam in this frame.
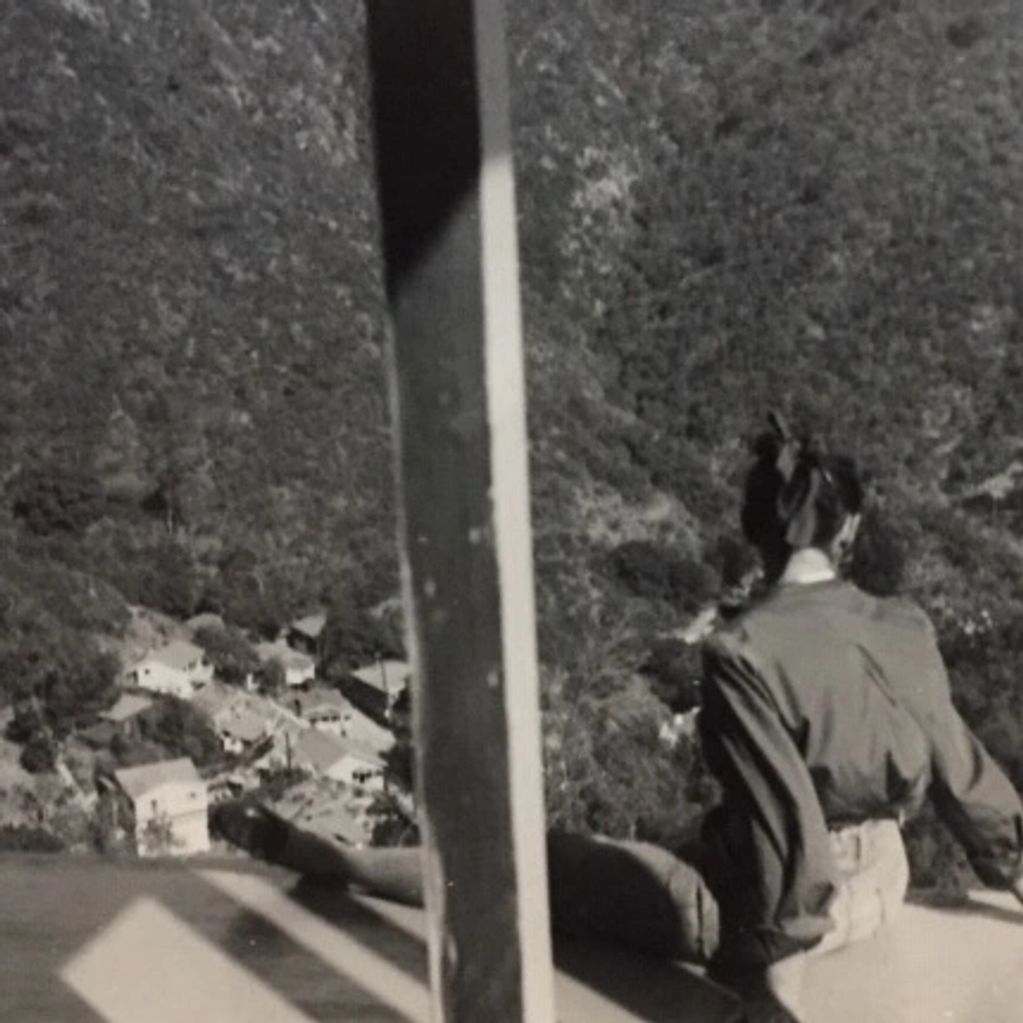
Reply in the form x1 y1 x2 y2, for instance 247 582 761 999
365 2 556 1022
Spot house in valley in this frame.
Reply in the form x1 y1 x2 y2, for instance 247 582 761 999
98 693 153 739
286 612 327 658
292 730 385 792
105 758 209 857
342 660 411 725
126 640 213 700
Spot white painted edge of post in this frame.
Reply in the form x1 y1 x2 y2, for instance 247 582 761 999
474 1 558 1020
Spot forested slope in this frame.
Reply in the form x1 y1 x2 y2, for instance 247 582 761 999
2 0 1023 879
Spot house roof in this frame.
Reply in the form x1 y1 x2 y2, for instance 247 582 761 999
100 693 153 723
288 612 327 640
254 640 316 673
293 730 383 774
294 730 348 773
217 707 267 744
140 639 205 672
192 681 237 718
114 758 202 801
79 720 117 748
291 687 349 718
350 660 411 694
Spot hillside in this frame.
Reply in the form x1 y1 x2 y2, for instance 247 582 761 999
2 0 1023 872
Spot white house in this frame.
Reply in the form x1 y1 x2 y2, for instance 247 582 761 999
293 730 385 791
214 705 269 756
110 758 210 857
127 640 214 700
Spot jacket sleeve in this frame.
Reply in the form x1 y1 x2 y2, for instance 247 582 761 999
699 634 838 968
908 615 1023 889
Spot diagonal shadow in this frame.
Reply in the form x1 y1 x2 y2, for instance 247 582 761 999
280 870 745 1023
905 890 1023 928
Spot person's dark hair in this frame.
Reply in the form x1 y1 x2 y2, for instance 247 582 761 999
741 415 864 559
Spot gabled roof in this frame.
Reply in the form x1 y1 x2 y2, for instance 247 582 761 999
192 681 237 717
294 730 384 773
291 687 349 718
100 693 153 723
217 707 267 744
139 639 205 672
114 758 201 801
288 612 327 640
294 730 348 772
255 640 316 669
350 660 410 694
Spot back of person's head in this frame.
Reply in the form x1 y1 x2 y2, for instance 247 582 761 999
741 413 864 563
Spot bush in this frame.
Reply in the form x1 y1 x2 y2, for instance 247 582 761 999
10 467 105 536
137 697 222 767
849 509 906 597
194 624 259 686
0 824 64 852
610 541 718 610
20 737 57 774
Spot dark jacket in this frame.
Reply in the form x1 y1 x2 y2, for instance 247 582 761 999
699 578 1023 967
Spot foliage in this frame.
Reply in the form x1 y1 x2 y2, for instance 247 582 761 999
257 657 286 694
19 736 57 775
139 811 182 857
320 596 405 679
367 688 419 846
10 467 106 536
0 824 65 853
194 624 260 686
1 0 1023 886
133 697 222 768
611 541 719 610
257 766 310 803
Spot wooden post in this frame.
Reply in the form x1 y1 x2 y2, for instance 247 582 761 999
366 2 556 1021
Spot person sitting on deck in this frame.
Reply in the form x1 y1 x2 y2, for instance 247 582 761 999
213 414 1023 1022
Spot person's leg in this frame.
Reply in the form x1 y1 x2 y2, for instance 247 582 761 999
211 801 425 904
546 831 719 962
211 802 718 961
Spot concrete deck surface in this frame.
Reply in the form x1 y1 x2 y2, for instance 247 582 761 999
3 854 1022 1022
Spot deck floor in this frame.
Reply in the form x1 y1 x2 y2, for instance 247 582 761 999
3 854 1022 1022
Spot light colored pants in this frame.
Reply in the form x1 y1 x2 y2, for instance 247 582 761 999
813 818 909 957
279 817 907 965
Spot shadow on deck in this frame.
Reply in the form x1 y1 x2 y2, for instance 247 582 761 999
3 853 1022 1022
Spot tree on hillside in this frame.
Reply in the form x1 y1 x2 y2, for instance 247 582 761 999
10 466 106 536
19 736 57 775
136 697 222 768
368 688 418 846
194 624 260 686
137 540 203 619
320 595 405 679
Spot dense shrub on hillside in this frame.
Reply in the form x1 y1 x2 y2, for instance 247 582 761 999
19 737 58 775
134 697 223 768
2 0 1023 880
194 624 260 686
9 467 106 536
611 541 718 610
320 596 405 678
0 824 64 853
